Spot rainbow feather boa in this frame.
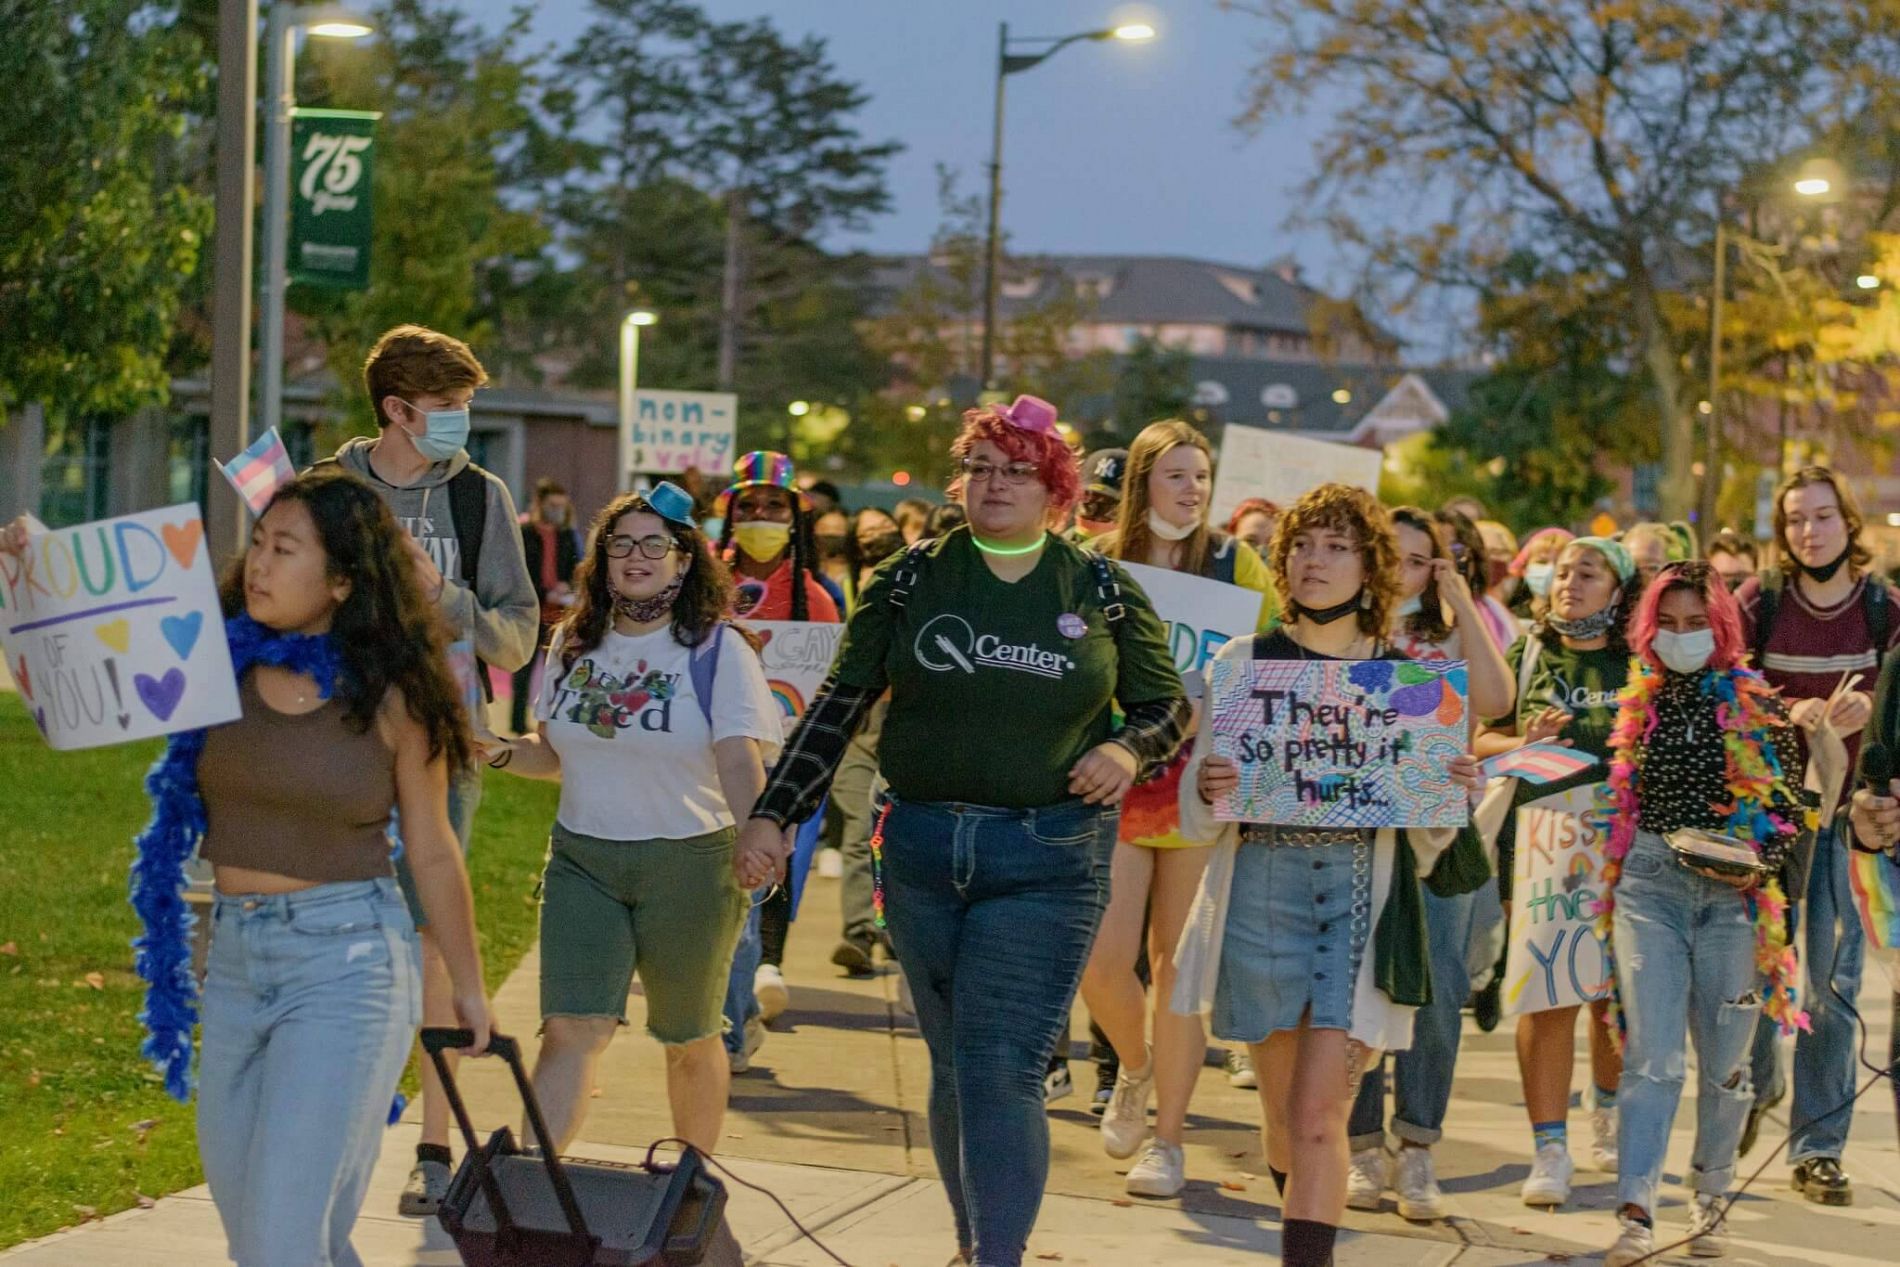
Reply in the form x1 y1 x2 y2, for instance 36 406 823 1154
1594 663 1815 1051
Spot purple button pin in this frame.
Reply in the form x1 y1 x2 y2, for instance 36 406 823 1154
1058 612 1087 639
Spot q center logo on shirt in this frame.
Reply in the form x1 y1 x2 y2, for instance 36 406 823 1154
913 614 1076 680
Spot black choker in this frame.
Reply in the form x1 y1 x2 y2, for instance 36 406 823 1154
1798 547 1851 584
1301 592 1363 626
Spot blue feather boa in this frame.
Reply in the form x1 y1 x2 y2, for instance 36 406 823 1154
131 613 343 1101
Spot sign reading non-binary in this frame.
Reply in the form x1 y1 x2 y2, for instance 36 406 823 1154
1207 657 1469 828
1210 427 1385 526
0 507 240 750
628 390 738 476
1503 784 1614 1016
289 108 380 289
1119 563 1261 697
749 621 844 733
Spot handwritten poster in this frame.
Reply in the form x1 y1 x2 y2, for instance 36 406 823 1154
1119 563 1261 697
1210 428 1385 526
1503 785 1614 1016
627 389 738 476
0 506 240 750
1207 657 1468 828
749 620 844 733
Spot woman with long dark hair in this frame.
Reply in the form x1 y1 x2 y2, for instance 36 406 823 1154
480 483 784 1154
3 471 494 1267
717 450 841 624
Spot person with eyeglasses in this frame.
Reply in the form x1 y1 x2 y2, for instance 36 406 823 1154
738 396 1190 1267
479 483 784 1157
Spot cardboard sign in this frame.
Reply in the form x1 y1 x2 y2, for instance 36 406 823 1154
749 620 845 733
628 389 738 476
1211 427 1384 526
0 506 240 750
1119 562 1262 697
1503 785 1614 1015
1207 657 1469 828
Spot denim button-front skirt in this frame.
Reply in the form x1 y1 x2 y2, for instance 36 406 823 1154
1213 834 1371 1041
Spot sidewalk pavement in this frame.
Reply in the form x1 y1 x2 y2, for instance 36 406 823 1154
8 863 1898 1265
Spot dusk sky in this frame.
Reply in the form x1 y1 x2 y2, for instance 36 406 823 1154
462 1 1352 289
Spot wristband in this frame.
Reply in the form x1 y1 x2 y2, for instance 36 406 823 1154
487 745 515 770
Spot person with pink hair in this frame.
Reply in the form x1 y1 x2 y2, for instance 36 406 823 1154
1510 527 1577 621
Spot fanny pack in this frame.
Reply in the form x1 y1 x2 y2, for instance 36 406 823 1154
1664 827 1768 879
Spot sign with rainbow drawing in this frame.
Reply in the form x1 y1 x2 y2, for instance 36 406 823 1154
1207 657 1469 828
0 506 240 750
1503 784 1614 1016
749 621 844 733
1847 848 1900 951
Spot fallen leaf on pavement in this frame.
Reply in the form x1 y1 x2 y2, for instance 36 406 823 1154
83 972 105 990
0 941 17 956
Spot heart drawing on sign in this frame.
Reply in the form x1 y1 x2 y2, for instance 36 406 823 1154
13 657 30 701
95 619 132 654
135 668 187 722
161 520 203 569
161 611 203 661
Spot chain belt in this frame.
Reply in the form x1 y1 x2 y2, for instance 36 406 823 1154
1240 825 1367 848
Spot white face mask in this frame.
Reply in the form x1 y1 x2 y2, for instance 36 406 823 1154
1147 508 1197 542
1525 562 1554 597
1396 594 1424 618
1652 627 1716 675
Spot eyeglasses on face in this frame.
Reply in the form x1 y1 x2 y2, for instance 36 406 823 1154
605 533 679 560
958 456 1040 486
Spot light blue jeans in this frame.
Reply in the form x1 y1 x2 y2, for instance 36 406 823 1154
198 878 422 1267
1747 827 1865 1163
1612 831 1763 1214
722 893 765 1055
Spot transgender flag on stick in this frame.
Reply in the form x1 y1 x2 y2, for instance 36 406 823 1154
1481 740 1599 785
219 427 295 515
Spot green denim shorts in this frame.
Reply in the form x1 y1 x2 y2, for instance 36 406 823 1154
539 821 748 1044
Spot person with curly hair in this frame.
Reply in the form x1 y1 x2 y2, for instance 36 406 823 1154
1173 483 1485 1267
2 471 496 1266
1474 536 1647 1208
480 483 784 1155
738 396 1190 1267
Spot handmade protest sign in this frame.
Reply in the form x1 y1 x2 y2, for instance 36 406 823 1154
750 620 845 734
1210 427 1384 526
0 505 240 750
1207 657 1469 828
1503 784 1613 1016
1119 562 1262 697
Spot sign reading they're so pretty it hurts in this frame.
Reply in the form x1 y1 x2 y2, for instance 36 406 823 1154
1208 657 1469 829
1 506 240 750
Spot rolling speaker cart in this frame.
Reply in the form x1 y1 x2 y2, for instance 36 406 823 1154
421 1027 741 1266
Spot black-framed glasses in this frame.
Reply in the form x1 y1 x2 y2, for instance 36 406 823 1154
606 533 678 560
958 456 1040 486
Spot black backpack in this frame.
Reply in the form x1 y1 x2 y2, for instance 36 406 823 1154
1753 571 1889 668
886 539 1127 629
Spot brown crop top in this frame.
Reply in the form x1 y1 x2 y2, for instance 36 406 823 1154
198 671 398 881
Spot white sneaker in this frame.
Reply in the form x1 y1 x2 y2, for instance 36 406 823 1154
1520 1142 1574 1207
1604 1212 1655 1267
1099 1047 1154 1160
728 1014 766 1074
753 964 788 1022
1590 1104 1619 1172
1687 1193 1730 1258
1392 1145 1445 1220
1125 1140 1186 1198
1223 1047 1257 1088
1346 1146 1388 1211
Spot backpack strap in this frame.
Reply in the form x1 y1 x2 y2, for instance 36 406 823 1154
1865 578 1891 663
688 623 725 730
1517 633 1544 716
886 539 935 611
446 466 487 590
1087 551 1127 627
1209 534 1239 587
1753 572 1784 665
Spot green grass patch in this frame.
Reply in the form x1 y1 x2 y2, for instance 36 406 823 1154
0 693 558 1249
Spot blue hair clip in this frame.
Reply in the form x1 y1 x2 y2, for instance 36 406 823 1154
646 480 696 528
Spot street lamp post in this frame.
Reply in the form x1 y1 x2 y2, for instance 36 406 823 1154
979 20 1154 391
258 6 373 444
617 310 659 493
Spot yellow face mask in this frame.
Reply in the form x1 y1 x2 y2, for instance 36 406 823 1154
732 520 792 563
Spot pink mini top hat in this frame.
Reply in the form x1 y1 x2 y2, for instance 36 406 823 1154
996 394 1058 436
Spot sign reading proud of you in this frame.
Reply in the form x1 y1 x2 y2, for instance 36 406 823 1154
0 506 240 750
1207 657 1469 829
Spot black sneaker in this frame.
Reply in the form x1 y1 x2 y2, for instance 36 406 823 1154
1089 1059 1117 1116
1472 975 1502 1033
1738 1083 1782 1158
1792 1157 1853 1206
831 937 875 977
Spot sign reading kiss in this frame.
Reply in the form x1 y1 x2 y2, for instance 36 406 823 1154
0 505 240 750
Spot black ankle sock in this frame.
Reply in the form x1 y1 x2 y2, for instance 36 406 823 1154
1269 1165 1288 1196
416 1142 452 1168
1281 1218 1337 1267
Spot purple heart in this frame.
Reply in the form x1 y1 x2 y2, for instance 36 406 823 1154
135 668 187 722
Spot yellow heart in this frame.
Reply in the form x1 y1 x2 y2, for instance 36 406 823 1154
95 619 131 654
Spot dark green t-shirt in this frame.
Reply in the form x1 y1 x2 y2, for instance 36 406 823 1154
1499 634 1632 763
832 528 1182 808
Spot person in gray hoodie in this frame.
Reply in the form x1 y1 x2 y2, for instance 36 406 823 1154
325 323 537 1217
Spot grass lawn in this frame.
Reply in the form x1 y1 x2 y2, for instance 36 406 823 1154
0 692 560 1250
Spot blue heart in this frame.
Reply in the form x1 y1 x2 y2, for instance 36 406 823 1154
161 611 203 661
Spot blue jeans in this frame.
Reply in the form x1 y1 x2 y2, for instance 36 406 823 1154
722 893 765 1055
1613 832 1762 1214
1747 828 1865 1163
1349 884 1479 1148
198 878 422 1266
393 763 483 927
879 794 1115 1267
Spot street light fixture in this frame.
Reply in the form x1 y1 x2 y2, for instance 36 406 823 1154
617 309 659 493
980 17 1157 389
258 4 374 446
1857 274 1881 290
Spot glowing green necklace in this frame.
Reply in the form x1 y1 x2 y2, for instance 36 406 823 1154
971 531 1047 557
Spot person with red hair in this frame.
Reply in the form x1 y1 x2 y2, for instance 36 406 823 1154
1598 561 1822 1264
737 396 1190 1267
1226 497 1280 557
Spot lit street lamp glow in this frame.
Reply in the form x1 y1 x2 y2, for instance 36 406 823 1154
1794 177 1831 197
787 400 811 417
618 308 658 492
1857 274 1881 290
1112 24 1156 41
307 21 372 37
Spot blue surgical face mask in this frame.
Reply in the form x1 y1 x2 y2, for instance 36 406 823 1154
1525 561 1554 597
398 399 470 462
1396 594 1424 618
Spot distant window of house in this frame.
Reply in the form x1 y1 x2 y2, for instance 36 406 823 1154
1261 384 1299 409
1193 380 1230 407
1073 274 1113 301
1214 273 1260 304
1001 276 1040 300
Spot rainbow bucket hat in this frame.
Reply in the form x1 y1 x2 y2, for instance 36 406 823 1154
716 450 811 515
